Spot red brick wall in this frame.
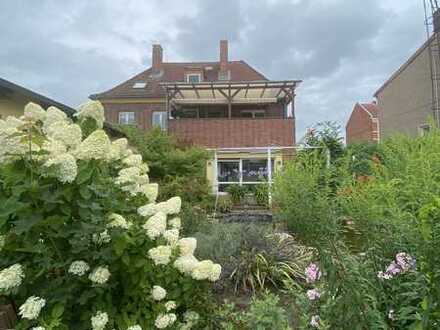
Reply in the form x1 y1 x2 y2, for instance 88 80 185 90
102 103 166 130
168 118 295 148
346 104 379 144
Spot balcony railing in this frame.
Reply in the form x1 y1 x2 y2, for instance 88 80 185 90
168 118 295 148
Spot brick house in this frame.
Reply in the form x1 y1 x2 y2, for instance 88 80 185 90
91 41 301 193
346 102 380 144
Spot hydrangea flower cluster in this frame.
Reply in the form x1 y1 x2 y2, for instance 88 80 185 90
127 325 142 330
169 217 181 230
0 116 28 163
91 311 109 330
154 313 177 329
107 213 132 229
138 197 222 283
165 301 176 311
115 159 157 200
152 285 167 301
89 266 111 284
18 296 46 320
0 100 143 185
68 260 90 276
377 252 416 280
138 197 182 217
76 100 105 128
0 263 25 293
142 212 167 239
92 230 111 245
148 245 172 265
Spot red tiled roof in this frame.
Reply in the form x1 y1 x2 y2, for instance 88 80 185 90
359 102 379 118
91 60 267 100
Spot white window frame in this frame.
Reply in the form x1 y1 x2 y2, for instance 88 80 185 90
118 111 136 125
186 73 202 83
152 111 168 130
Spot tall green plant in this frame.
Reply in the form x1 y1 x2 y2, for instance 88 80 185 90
275 128 440 329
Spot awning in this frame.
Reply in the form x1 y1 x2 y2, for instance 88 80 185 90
161 80 301 105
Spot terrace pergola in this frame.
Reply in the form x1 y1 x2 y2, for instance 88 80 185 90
161 80 302 119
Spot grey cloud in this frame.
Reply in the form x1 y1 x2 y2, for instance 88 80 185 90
0 0 428 139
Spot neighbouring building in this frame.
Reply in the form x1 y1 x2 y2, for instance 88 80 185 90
91 40 301 193
346 102 380 144
0 77 75 118
374 35 437 138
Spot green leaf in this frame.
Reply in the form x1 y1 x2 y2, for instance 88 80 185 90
51 303 65 318
76 163 94 185
114 235 128 256
79 185 92 200
0 197 28 218
11 213 43 234
122 254 130 266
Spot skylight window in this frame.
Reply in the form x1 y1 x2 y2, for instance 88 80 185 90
132 82 147 88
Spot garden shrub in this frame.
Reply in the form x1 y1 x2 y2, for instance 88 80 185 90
273 153 338 245
244 292 290 330
119 126 214 234
0 102 221 329
274 127 440 329
213 292 291 330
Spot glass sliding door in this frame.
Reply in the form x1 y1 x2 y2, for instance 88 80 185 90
216 158 274 192
217 160 240 192
242 159 273 182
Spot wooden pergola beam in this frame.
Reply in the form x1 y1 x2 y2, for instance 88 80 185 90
275 82 287 98
260 82 268 98
211 83 216 99
244 83 250 98
192 84 200 99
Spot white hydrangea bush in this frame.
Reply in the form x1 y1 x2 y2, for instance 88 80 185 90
0 101 220 329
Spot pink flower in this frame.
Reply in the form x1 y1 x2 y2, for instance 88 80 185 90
386 262 401 276
378 252 416 281
310 315 320 328
305 263 321 283
307 289 321 301
395 252 415 272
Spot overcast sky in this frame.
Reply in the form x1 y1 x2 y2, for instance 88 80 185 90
0 0 427 139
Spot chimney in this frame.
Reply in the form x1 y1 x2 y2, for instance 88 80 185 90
219 40 228 71
152 44 163 70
